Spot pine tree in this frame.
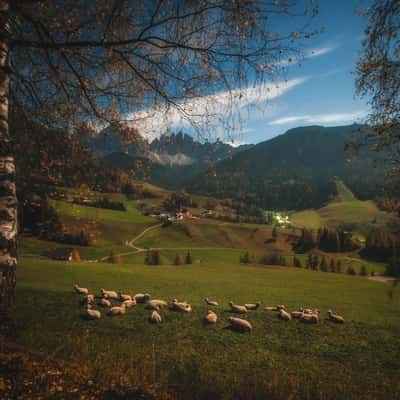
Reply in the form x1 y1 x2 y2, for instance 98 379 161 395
174 254 184 265
152 251 161 265
320 256 328 272
306 254 312 269
311 254 319 270
336 260 342 273
359 265 368 276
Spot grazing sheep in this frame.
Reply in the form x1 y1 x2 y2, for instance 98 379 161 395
134 293 151 303
291 310 304 319
171 299 192 313
108 304 127 316
74 284 88 295
82 306 101 320
245 302 260 310
122 299 136 308
229 302 247 314
327 310 345 324
300 313 319 324
149 310 162 323
98 298 112 308
80 294 95 305
279 309 292 321
205 298 218 306
228 317 252 332
204 310 218 324
264 305 286 312
119 293 132 302
101 289 119 300
145 299 168 310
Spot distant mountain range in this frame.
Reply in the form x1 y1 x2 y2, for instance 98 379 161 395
186 124 386 210
80 127 252 188
80 123 386 210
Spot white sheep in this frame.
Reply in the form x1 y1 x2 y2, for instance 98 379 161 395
300 313 319 324
245 302 260 310
108 304 127 316
279 309 292 321
101 289 119 300
119 293 132 302
204 310 218 324
171 299 192 313
205 298 218 306
229 302 247 314
145 299 168 310
264 305 286 312
228 317 252 332
134 293 151 303
122 299 136 308
80 294 95 305
291 310 304 319
82 305 101 320
327 310 345 324
74 284 88 295
149 310 162 323
98 298 112 308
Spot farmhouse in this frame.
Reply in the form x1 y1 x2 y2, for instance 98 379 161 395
176 209 192 220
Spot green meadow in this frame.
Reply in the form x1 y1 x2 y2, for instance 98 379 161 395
15 257 400 400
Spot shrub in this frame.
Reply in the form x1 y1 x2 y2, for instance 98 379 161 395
108 251 123 264
71 249 81 262
359 265 368 276
174 254 185 265
385 257 400 277
185 252 192 265
336 260 342 273
145 250 161 265
260 253 286 266
320 256 328 272
346 266 356 275
293 256 302 268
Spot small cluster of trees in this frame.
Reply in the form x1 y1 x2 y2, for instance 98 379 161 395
295 227 356 253
362 229 400 261
22 198 91 246
240 251 370 276
144 251 194 266
162 191 197 213
174 252 193 265
239 252 286 266
73 197 126 211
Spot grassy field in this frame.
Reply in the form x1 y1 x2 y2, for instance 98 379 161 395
290 180 394 235
15 257 400 400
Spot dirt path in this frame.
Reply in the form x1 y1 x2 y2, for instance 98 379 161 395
368 276 397 284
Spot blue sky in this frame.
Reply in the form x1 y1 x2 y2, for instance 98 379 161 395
129 0 371 145
239 0 370 144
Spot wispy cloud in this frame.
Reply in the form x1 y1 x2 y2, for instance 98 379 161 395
278 43 340 67
127 77 308 139
268 110 367 126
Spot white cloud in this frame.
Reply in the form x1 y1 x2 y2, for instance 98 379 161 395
278 43 339 67
269 110 367 126
126 77 308 140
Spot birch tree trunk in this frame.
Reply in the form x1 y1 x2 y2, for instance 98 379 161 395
0 0 17 335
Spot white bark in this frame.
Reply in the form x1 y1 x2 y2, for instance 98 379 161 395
0 0 17 333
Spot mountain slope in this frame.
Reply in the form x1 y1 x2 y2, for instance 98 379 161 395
187 125 385 210
84 129 252 188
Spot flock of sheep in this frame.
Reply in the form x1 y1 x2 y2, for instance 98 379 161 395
74 284 345 332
